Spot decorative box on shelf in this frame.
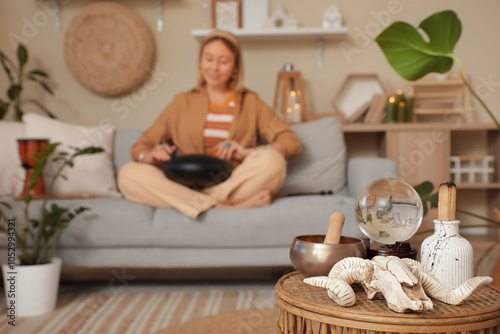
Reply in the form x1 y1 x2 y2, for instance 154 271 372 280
450 155 495 184
409 74 473 123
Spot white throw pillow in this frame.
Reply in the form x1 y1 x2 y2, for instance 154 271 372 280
22 113 120 197
0 121 25 196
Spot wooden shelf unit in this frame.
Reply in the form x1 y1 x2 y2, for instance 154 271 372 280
456 183 500 189
342 121 499 231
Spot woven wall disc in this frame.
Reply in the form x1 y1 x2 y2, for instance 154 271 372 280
64 2 155 97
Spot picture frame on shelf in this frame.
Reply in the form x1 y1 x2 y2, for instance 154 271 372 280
212 0 242 30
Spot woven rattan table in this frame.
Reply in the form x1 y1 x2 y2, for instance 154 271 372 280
275 272 500 334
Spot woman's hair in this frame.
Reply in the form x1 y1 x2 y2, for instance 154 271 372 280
197 30 244 92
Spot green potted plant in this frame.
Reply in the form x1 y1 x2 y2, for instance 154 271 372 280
375 10 500 130
0 143 103 317
0 43 55 121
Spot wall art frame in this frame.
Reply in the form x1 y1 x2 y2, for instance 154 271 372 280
212 0 242 30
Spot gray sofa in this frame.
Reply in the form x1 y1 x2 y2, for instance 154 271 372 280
0 117 396 279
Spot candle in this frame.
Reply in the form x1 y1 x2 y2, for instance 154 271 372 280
286 107 294 123
294 103 302 122
395 89 405 105
405 97 413 122
385 96 396 123
397 101 406 123
286 89 302 123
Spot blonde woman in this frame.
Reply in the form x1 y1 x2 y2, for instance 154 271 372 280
118 30 302 219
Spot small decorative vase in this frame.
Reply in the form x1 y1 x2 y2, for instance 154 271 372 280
420 219 473 290
17 138 49 197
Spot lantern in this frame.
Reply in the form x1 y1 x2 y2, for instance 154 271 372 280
273 63 308 123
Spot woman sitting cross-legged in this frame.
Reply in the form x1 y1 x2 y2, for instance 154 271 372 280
117 30 302 219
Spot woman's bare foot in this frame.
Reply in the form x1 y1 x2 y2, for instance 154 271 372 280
214 189 272 210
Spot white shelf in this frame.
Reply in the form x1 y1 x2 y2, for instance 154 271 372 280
191 27 349 42
191 27 349 71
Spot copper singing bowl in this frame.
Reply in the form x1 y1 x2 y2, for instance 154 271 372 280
290 235 367 278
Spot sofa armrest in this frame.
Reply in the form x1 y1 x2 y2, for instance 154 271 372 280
347 157 398 197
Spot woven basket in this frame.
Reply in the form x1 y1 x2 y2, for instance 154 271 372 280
64 2 155 97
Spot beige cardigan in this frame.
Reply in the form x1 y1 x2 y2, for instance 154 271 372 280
131 86 302 161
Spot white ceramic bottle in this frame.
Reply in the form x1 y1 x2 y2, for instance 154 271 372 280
420 219 473 289
420 182 473 290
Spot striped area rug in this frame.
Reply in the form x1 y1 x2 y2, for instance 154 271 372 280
0 288 277 334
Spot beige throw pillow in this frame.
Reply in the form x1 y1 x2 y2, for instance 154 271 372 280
22 113 120 197
0 121 25 196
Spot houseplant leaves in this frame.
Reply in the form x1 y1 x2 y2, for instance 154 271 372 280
0 142 105 265
375 9 500 131
375 10 461 81
0 43 55 121
414 181 438 217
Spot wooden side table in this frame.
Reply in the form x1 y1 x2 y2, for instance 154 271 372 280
275 272 500 334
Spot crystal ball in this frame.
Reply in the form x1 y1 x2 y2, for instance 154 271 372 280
355 178 423 245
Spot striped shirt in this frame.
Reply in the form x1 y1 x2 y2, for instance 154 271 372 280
203 91 236 153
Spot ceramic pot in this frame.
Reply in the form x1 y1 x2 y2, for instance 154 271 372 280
2 257 62 317
17 138 49 197
420 220 473 290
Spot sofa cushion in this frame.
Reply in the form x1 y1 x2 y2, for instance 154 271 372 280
48 197 155 247
280 117 346 196
0 121 25 196
113 129 142 174
150 194 361 248
23 113 120 197
111 117 346 196
5 194 360 249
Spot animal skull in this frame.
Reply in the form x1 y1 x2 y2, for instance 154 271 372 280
304 256 492 313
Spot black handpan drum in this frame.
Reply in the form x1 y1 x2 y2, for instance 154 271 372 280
156 154 233 190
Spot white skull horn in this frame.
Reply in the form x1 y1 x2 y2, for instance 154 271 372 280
304 257 371 307
303 276 357 306
402 258 493 305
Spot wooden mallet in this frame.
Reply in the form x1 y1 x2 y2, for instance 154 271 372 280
324 212 345 244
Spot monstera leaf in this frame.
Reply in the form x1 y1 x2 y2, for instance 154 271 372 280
375 10 461 81
375 10 500 130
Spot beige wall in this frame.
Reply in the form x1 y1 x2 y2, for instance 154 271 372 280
1 0 499 130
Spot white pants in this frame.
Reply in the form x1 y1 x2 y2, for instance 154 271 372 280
117 147 287 219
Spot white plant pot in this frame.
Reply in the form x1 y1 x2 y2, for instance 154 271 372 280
2 257 62 317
